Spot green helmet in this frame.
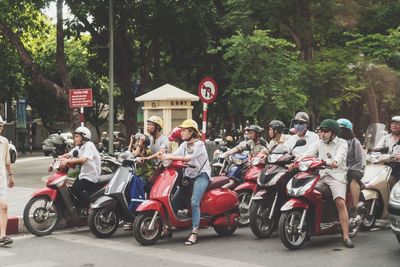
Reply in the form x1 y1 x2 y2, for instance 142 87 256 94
319 119 341 136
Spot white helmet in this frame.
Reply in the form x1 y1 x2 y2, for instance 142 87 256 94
391 116 400 124
74 126 91 140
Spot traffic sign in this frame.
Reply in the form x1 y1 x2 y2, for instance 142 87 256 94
198 77 218 104
69 88 93 108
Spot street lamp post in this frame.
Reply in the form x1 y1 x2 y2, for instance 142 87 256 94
108 0 114 153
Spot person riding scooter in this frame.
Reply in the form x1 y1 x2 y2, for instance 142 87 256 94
373 115 400 188
337 118 365 219
286 112 319 157
220 125 267 158
157 119 211 245
260 120 289 159
302 119 354 248
60 126 101 204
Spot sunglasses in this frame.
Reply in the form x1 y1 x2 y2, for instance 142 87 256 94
294 121 306 125
319 128 331 133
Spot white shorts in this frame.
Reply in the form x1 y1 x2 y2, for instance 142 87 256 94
316 175 347 200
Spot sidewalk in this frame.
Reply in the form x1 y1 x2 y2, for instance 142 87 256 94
6 187 36 235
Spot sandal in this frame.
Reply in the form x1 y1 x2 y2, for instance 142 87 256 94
184 232 198 245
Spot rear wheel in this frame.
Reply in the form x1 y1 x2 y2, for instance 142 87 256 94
133 211 162 245
88 207 119 238
250 199 276 238
278 209 308 250
23 196 60 236
237 190 252 226
361 199 379 230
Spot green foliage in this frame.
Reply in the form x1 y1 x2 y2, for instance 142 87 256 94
220 30 306 124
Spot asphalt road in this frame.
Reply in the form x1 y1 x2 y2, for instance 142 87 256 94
13 155 53 188
6 155 400 267
2 225 400 267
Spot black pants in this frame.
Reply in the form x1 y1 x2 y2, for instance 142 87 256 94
70 178 99 204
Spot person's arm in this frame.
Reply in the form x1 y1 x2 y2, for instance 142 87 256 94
222 141 246 157
331 139 348 168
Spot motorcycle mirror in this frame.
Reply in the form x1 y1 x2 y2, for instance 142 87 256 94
291 139 306 152
72 149 79 158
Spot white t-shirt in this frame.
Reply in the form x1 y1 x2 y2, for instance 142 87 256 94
173 140 211 179
69 141 101 183
375 134 400 154
286 130 320 157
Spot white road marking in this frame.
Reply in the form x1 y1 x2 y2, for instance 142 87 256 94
51 232 263 267
0 250 15 257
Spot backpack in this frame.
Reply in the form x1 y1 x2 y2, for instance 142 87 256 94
128 174 146 211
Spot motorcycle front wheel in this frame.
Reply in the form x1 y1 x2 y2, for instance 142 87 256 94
23 196 60 236
361 199 379 230
278 209 308 250
237 190 252 226
88 207 119 238
133 211 162 245
250 199 276 238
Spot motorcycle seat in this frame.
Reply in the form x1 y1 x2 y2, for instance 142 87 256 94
207 176 230 191
317 184 333 201
98 173 114 183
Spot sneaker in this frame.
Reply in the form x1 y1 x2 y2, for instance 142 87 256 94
0 236 13 246
342 238 354 248
349 207 357 219
123 223 133 231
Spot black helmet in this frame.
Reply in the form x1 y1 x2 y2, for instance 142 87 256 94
269 120 285 133
248 125 264 133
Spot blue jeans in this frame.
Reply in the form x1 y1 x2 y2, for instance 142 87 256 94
172 172 210 228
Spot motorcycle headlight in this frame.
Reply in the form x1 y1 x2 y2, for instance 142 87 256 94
268 154 280 163
299 160 312 172
390 182 400 203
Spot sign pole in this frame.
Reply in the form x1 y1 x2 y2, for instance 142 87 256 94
202 103 208 141
80 107 84 126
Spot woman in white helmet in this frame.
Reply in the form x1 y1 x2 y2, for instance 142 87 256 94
157 119 211 245
60 126 101 204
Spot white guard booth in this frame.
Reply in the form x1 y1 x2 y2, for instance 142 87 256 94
135 84 199 134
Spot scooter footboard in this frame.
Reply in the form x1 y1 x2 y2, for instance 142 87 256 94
136 200 166 219
31 187 58 201
281 198 309 212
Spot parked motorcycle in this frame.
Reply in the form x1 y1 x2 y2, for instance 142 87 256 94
234 153 265 226
133 160 240 245
88 152 142 238
249 140 305 238
23 154 113 236
278 157 362 250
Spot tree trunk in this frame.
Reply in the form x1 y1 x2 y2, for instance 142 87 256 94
0 21 68 103
365 86 380 123
298 0 314 61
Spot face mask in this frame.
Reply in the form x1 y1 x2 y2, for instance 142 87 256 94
294 123 307 133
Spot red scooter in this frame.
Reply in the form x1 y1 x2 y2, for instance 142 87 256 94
133 160 240 245
23 157 112 236
234 153 265 226
278 157 362 250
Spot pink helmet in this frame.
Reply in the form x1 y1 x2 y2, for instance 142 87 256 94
168 127 182 142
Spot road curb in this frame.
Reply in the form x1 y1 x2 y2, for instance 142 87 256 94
6 216 88 236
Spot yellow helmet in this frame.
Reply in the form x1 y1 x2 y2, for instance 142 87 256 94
147 115 164 129
179 119 199 133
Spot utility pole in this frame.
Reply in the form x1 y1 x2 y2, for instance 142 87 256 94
108 0 114 153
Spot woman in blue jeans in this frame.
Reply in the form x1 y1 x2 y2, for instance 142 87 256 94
158 119 211 245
